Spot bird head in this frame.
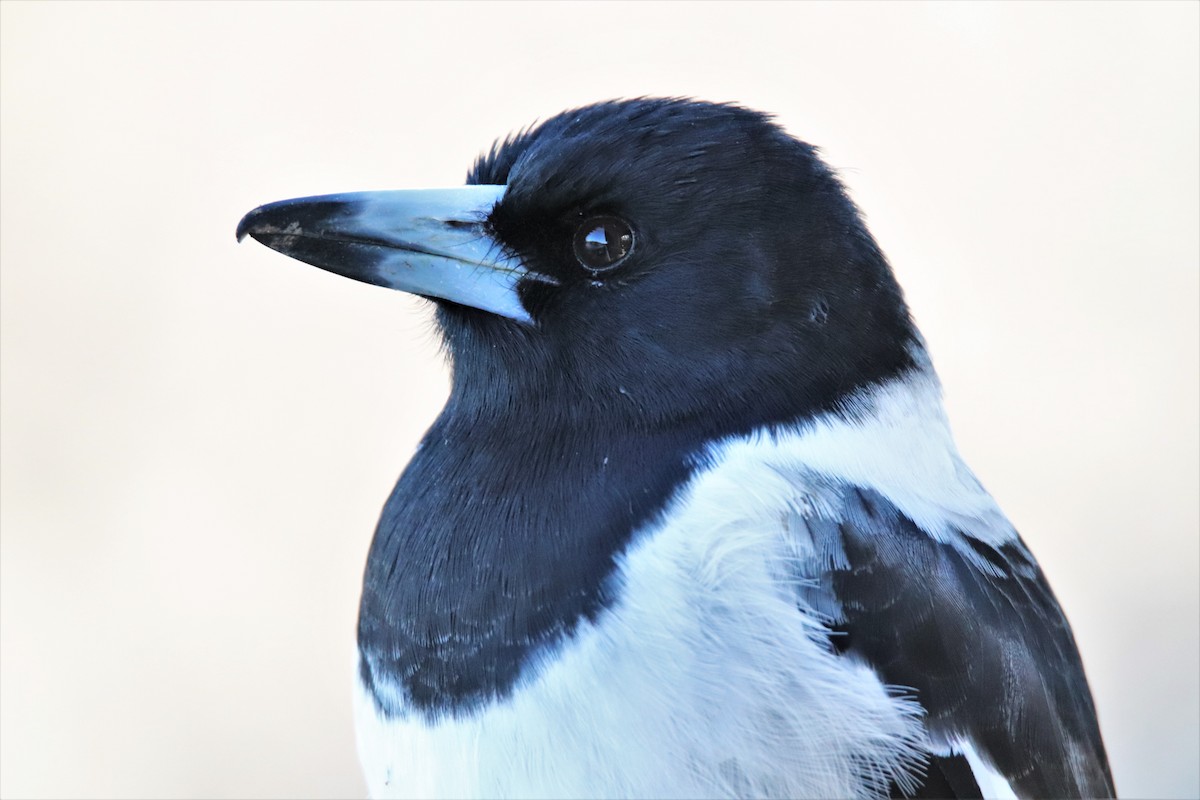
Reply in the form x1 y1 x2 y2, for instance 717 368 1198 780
238 99 918 435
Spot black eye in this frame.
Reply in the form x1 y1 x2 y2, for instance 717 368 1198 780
573 216 634 273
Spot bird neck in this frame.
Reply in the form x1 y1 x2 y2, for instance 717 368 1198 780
356 404 706 719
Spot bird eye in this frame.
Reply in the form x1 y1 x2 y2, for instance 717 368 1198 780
573 216 634 273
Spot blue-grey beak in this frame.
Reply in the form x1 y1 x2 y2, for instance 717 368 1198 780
237 186 533 323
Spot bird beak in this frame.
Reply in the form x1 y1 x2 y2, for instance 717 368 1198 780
236 185 532 323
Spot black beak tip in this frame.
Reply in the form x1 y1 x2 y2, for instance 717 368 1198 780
236 207 262 243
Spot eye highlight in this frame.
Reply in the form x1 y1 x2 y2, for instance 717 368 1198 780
573 216 634 273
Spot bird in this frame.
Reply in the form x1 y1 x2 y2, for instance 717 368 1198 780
237 98 1114 800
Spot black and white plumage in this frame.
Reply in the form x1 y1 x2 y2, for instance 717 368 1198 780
238 98 1114 799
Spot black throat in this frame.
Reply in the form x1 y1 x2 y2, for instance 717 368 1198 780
356 388 711 720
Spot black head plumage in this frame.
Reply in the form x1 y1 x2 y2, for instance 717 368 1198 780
438 98 918 435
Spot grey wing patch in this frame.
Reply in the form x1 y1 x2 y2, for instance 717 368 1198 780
803 485 1114 799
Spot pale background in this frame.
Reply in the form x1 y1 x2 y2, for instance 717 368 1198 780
1 2 1196 798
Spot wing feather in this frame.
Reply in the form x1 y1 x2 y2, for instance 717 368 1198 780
815 485 1114 799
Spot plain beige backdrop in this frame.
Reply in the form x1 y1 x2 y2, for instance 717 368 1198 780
1 2 1197 798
